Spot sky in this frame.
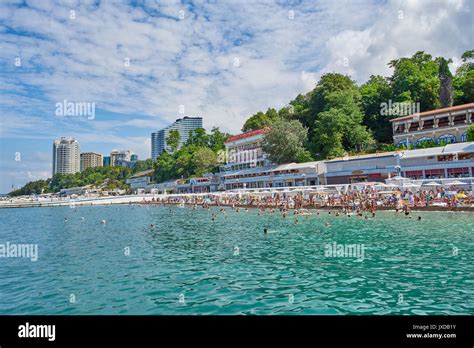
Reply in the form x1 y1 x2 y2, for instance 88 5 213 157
0 0 472 193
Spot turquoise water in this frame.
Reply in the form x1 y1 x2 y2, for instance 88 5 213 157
0 205 473 315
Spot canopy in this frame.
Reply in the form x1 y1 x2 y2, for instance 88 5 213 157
444 180 468 186
423 181 442 187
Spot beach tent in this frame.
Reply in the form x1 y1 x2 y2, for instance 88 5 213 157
423 181 442 187
444 180 468 186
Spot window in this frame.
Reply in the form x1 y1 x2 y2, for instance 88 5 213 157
437 134 456 144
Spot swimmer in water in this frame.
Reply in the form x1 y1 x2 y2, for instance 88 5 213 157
418 216 422 220
325 222 330 227
150 224 155 229
264 228 268 234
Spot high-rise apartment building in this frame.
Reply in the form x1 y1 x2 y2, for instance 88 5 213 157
52 137 80 175
151 116 203 159
110 149 133 166
80 152 103 171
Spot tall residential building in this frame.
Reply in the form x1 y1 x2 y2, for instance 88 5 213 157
52 137 80 175
110 149 133 166
151 116 203 159
103 156 111 166
80 152 103 171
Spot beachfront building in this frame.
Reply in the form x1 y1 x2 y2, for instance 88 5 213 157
390 103 474 147
126 170 155 190
52 137 80 175
151 116 203 159
222 128 272 171
324 141 474 184
110 150 133 166
80 152 103 172
219 161 326 190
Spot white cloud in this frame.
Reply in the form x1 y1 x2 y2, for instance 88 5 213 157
0 0 472 191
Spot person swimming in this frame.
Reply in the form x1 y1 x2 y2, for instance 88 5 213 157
150 224 155 229
418 216 422 221
264 228 268 234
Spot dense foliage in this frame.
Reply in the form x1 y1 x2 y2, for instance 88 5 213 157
9 160 152 196
154 127 229 183
243 50 473 160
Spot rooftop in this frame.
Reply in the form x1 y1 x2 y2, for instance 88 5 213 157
224 128 269 144
390 102 474 122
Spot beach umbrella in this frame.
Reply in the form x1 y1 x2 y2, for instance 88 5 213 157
401 183 420 188
444 180 468 186
422 181 442 187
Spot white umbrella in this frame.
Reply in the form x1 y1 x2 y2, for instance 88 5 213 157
401 183 420 188
423 181 442 187
444 180 468 186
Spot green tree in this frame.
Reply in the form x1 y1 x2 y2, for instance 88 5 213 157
154 151 176 183
208 127 230 152
166 129 180 153
467 124 474 142
360 75 393 143
187 128 209 147
312 90 374 159
192 147 218 176
388 51 440 111
242 108 280 132
453 49 474 105
262 118 311 164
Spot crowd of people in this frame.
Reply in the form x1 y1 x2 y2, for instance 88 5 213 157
139 185 473 213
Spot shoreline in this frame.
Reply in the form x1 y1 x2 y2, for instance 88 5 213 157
1 195 474 212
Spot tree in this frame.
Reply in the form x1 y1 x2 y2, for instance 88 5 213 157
9 179 51 196
166 129 180 153
453 49 474 105
192 147 218 176
360 75 393 143
132 159 154 173
388 51 440 111
262 118 311 164
187 128 209 147
208 127 230 152
436 57 453 107
467 124 474 142
312 90 374 159
154 151 176 183
242 108 280 132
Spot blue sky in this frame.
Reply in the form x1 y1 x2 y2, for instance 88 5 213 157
0 0 472 193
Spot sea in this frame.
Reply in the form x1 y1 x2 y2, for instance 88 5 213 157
0 205 472 314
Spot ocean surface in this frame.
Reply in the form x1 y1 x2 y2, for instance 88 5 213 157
0 205 473 315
